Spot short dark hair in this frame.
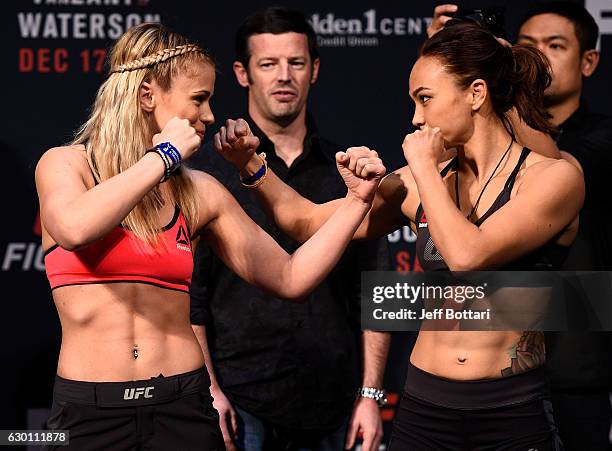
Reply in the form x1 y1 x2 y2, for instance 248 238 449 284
235 7 319 68
519 1 599 53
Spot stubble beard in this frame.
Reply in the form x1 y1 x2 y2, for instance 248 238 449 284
266 99 303 128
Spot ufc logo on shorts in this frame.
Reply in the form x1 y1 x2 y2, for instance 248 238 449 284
123 386 155 400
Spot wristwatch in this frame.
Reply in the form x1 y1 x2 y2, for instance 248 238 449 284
357 387 388 407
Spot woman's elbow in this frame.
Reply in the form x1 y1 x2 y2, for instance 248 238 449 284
446 251 487 272
271 261 316 301
276 284 310 303
51 218 90 251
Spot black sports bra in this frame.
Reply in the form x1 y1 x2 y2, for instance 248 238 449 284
415 147 569 271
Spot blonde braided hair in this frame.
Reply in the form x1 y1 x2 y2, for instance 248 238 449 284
110 43 204 74
73 23 214 244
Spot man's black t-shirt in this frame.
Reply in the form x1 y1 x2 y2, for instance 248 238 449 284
545 103 612 389
188 115 389 429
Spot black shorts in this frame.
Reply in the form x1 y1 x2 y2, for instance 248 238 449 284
45 367 223 450
389 362 563 451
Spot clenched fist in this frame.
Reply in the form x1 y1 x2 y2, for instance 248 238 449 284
153 117 202 161
402 125 446 168
336 147 386 204
214 119 261 170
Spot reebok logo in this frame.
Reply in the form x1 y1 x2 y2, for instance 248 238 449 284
123 386 154 400
175 225 190 252
418 212 428 228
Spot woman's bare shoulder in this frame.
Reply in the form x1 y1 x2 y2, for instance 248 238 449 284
36 144 91 182
185 167 227 194
523 150 580 177
38 144 88 169
41 143 86 158
184 167 236 231
517 150 584 195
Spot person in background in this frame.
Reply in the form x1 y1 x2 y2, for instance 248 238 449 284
188 7 390 451
518 3 612 450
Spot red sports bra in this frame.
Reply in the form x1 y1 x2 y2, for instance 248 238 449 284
44 206 193 293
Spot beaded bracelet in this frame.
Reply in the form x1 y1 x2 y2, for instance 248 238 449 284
145 148 169 182
240 153 267 188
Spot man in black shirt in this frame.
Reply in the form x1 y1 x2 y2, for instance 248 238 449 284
189 7 390 451
517 3 612 450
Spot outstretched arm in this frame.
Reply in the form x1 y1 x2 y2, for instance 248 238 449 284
214 119 409 242
192 151 387 300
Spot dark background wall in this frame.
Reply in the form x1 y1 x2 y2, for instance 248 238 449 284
1 0 611 445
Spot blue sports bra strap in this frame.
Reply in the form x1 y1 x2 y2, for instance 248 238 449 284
504 148 531 192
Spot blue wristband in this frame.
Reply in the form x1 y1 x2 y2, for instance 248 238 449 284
240 153 268 188
157 142 182 168
241 162 266 185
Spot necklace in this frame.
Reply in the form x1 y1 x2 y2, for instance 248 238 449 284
455 139 514 222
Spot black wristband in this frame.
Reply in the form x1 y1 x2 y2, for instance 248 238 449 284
145 148 172 182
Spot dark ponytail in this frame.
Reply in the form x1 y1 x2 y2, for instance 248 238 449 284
509 45 554 134
420 21 554 135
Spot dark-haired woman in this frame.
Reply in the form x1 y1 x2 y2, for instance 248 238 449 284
215 21 583 449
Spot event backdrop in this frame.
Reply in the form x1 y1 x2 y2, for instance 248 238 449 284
2 0 611 446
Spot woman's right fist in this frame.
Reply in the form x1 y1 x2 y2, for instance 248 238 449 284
336 147 386 204
214 119 261 170
153 117 201 161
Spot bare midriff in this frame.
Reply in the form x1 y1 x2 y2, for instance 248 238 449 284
410 330 542 380
53 282 204 382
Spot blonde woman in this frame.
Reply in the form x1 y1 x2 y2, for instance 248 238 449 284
36 23 384 450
